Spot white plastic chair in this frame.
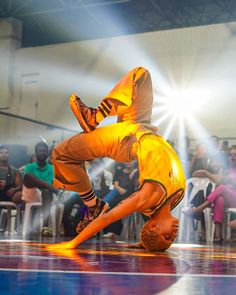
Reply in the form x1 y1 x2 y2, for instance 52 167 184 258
22 188 64 237
22 201 43 237
179 177 215 242
21 186 42 237
0 201 21 235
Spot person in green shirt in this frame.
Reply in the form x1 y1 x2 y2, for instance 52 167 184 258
23 141 55 236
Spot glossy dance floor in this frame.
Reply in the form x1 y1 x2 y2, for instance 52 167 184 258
0 238 236 295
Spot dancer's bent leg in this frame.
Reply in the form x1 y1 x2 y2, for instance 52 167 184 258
70 67 153 132
52 123 137 233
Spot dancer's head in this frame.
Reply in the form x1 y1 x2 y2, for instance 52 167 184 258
140 215 179 251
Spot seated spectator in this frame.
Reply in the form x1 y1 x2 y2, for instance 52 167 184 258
19 154 37 175
187 141 224 240
189 143 208 177
102 161 136 238
221 140 229 154
129 161 139 191
86 159 113 199
62 192 86 237
0 145 23 205
60 159 114 238
185 146 236 242
189 144 211 208
104 161 136 208
207 135 229 173
22 141 55 236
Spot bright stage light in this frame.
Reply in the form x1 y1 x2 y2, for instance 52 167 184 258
152 88 211 143
163 89 210 119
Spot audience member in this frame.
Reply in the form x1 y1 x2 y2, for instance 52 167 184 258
19 153 37 175
86 159 113 198
185 145 236 241
22 141 55 236
104 161 136 207
189 143 208 177
207 135 228 173
0 145 23 205
62 192 86 237
102 161 136 238
61 159 113 237
187 142 214 240
221 140 229 154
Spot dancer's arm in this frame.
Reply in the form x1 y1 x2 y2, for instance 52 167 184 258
47 182 162 250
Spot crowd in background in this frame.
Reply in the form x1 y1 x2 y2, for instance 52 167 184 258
182 136 236 242
0 134 236 242
0 140 139 238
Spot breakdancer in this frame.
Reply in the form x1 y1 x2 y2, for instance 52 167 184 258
48 66 186 251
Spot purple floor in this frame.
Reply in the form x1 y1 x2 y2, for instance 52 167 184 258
0 238 236 294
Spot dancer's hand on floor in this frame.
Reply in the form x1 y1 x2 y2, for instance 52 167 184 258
46 241 76 250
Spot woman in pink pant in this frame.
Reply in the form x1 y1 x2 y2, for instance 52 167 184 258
187 146 236 241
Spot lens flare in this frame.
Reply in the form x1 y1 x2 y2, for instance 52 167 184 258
163 89 211 119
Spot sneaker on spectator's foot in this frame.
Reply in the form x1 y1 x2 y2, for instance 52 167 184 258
102 232 118 239
70 93 98 133
42 227 53 237
76 199 109 234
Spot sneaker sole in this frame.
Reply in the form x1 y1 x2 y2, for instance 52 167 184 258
70 96 94 133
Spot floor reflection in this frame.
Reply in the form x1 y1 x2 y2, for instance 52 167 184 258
0 239 236 294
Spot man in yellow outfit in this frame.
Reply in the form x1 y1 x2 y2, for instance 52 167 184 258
49 67 186 251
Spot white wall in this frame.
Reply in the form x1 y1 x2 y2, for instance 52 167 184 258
2 20 236 148
0 18 22 141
